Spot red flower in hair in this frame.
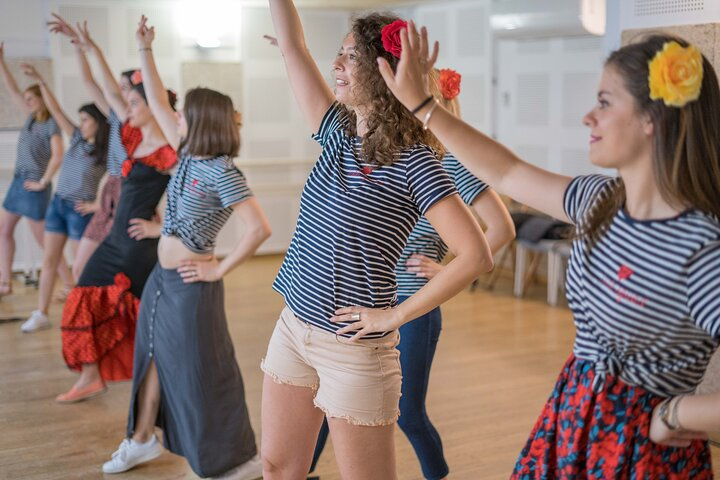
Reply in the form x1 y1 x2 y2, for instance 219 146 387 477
130 70 143 85
438 68 462 100
381 20 408 59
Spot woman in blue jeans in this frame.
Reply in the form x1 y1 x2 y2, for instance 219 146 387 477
309 71 515 480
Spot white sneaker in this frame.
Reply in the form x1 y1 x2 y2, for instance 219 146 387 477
212 454 263 480
21 310 50 333
102 436 163 474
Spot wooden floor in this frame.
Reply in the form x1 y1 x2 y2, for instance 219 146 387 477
1 255 717 479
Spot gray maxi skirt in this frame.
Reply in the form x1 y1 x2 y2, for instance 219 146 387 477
127 264 257 477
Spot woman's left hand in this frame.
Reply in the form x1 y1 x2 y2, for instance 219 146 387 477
136 15 155 49
20 63 42 82
178 257 222 283
331 307 405 341
23 180 45 191
74 200 99 215
649 400 708 447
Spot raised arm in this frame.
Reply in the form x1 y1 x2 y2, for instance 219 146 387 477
268 0 335 130
76 21 127 121
20 63 75 137
136 15 179 149
0 42 29 114
379 22 573 223
48 14 110 116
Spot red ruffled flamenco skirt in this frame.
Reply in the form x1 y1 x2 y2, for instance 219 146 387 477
60 273 139 381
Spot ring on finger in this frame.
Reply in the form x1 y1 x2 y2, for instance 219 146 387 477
350 312 361 321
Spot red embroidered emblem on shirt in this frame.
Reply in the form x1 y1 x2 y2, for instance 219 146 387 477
192 179 199 186
617 264 633 281
361 166 374 175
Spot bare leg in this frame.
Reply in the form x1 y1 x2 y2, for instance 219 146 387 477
261 375 325 479
328 418 398 480
74 363 102 389
0 209 21 295
132 361 161 443
37 232 68 315
27 220 73 289
72 237 99 281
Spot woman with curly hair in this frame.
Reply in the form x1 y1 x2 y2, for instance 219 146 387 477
261 2 493 478
307 67 515 480
380 22 720 478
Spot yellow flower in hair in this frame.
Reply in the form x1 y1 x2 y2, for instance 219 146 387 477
648 41 703 107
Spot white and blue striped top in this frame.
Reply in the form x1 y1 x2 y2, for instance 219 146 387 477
396 153 488 296
15 115 61 181
161 153 253 255
273 103 458 339
55 128 106 202
106 110 129 177
564 175 720 396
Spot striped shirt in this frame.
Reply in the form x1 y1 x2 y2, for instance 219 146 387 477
273 102 458 338
396 153 488 296
14 115 61 181
55 128 106 202
564 175 720 396
161 154 253 255
106 110 130 177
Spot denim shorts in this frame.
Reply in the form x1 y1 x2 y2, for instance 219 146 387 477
45 194 93 240
2 175 52 221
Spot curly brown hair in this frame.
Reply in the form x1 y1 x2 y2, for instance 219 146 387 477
581 34 720 246
341 12 445 166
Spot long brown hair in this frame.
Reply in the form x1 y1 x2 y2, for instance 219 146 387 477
582 34 720 244
342 13 445 165
25 84 50 122
179 87 240 158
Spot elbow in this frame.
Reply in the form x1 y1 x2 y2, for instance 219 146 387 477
461 249 494 277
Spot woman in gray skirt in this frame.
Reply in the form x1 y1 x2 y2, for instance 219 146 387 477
101 16 271 479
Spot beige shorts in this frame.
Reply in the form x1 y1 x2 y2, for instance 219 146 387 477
261 306 402 426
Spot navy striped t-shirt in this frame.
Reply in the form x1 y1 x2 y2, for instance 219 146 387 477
564 175 720 396
15 115 61 181
396 153 488 296
106 110 128 177
55 128 106 202
273 102 458 338
161 154 253 255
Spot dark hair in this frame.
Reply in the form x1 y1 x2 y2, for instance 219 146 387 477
79 103 109 166
342 12 445 166
582 34 720 245
24 84 51 122
130 83 178 110
121 69 136 84
179 87 240 158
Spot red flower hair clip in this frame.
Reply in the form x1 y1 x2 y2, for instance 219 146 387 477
381 19 408 59
438 68 461 100
130 70 143 86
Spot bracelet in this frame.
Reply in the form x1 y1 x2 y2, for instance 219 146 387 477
658 398 673 430
139 47 152 52
410 95 434 115
423 99 439 131
669 395 685 431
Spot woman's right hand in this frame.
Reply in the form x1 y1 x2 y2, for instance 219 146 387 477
377 20 438 112
75 20 99 52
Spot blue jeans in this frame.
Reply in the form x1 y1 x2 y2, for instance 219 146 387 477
310 296 448 479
